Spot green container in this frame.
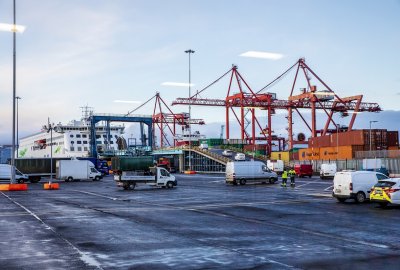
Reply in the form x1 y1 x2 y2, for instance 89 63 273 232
111 156 154 171
255 150 266 155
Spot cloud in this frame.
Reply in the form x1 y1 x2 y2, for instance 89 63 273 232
114 100 142 104
240 51 284 60
161 82 194 87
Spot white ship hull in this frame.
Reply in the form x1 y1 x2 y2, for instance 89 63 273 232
18 121 125 158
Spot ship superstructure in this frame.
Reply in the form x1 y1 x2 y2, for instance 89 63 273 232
18 107 125 158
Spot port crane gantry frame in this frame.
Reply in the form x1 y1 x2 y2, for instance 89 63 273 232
172 58 381 155
128 92 205 148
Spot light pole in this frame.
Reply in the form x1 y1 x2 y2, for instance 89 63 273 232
16 96 21 158
369 120 378 154
185 49 194 171
0 0 26 183
336 124 340 160
11 0 17 184
43 118 55 184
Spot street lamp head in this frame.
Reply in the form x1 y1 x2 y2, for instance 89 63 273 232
16 96 21 100
0 23 26 33
185 49 195 54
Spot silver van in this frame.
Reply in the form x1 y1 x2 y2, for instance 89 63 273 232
0 164 29 183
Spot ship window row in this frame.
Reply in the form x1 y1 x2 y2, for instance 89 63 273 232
70 140 114 145
70 147 89 152
69 134 118 139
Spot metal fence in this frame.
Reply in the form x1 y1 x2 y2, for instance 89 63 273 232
355 150 400 159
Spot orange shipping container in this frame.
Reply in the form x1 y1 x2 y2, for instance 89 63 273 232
319 146 352 160
299 148 320 161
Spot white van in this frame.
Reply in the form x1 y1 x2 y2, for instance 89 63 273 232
226 160 278 185
267 160 284 174
320 163 337 179
234 153 246 161
332 170 389 203
199 142 209 150
0 164 29 183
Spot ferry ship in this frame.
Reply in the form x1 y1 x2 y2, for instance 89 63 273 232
18 107 126 158
174 128 206 146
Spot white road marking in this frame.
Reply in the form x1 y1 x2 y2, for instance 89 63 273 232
324 185 333 191
209 180 225 183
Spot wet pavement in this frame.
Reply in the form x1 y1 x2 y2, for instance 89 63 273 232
1 174 400 269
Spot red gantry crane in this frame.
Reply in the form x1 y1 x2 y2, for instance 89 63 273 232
172 58 381 155
128 92 205 148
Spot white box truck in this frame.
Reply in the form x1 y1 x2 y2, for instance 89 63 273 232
0 164 29 183
56 160 102 181
114 167 177 190
226 160 278 185
332 170 389 203
267 160 284 175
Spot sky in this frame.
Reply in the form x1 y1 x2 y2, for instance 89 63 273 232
0 0 399 145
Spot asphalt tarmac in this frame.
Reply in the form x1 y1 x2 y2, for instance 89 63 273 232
1 174 400 269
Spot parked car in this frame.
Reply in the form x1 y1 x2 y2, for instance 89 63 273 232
199 142 209 150
234 153 246 161
370 178 400 207
332 170 389 203
294 164 313 178
222 149 233 157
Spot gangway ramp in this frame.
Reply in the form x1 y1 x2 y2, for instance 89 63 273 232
182 147 229 173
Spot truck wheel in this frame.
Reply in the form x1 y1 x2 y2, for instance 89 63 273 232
66 177 73 182
17 179 25 184
239 179 246 185
355 192 366 203
94 176 100 181
269 178 277 184
30 178 40 183
166 181 174 189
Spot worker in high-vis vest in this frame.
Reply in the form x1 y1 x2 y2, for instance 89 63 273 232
281 170 288 187
289 168 296 187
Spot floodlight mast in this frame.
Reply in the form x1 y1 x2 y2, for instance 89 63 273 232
185 49 195 171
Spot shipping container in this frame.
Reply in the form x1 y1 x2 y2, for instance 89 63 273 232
243 144 267 151
291 152 300 160
299 148 320 161
271 151 290 162
111 156 154 172
388 149 400 158
387 131 399 147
